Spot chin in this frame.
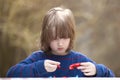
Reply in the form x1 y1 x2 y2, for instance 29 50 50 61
57 52 67 55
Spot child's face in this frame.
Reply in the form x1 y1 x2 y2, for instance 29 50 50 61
50 37 70 55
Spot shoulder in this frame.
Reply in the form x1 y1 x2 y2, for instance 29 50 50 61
25 50 45 61
31 50 44 55
70 50 87 57
69 50 92 62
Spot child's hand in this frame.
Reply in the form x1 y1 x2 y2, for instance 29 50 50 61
77 62 96 76
44 60 60 72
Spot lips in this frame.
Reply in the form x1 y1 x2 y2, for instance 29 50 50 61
58 48 64 50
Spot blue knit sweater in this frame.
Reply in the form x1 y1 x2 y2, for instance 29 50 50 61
6 50 115 77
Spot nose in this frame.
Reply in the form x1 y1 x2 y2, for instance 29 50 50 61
57 39 63 46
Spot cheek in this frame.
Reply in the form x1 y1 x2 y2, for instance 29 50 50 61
66 39 70 45
50 41 57 48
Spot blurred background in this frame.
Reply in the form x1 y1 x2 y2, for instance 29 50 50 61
0 0 120 77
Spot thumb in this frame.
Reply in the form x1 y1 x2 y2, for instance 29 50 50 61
47 60 60 65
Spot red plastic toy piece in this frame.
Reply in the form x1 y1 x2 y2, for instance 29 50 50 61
69 63 80 70
57 64 61 69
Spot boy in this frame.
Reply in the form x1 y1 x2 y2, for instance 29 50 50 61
6 7 115 77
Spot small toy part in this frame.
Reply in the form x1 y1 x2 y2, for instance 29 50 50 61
69 63 80 70
57 65 61 69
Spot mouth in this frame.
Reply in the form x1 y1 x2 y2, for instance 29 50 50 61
57 48 64 50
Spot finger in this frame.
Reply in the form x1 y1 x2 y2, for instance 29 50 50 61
45 63 58 72
80 62 91 67
81 69 91 73
48 64 58 68
47 60 60 65
77 66 86 70
84 72 93 76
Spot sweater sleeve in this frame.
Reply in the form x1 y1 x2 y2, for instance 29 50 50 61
6 51 48 77
77 52 115 77
95 64 115 77
85 57 115 77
